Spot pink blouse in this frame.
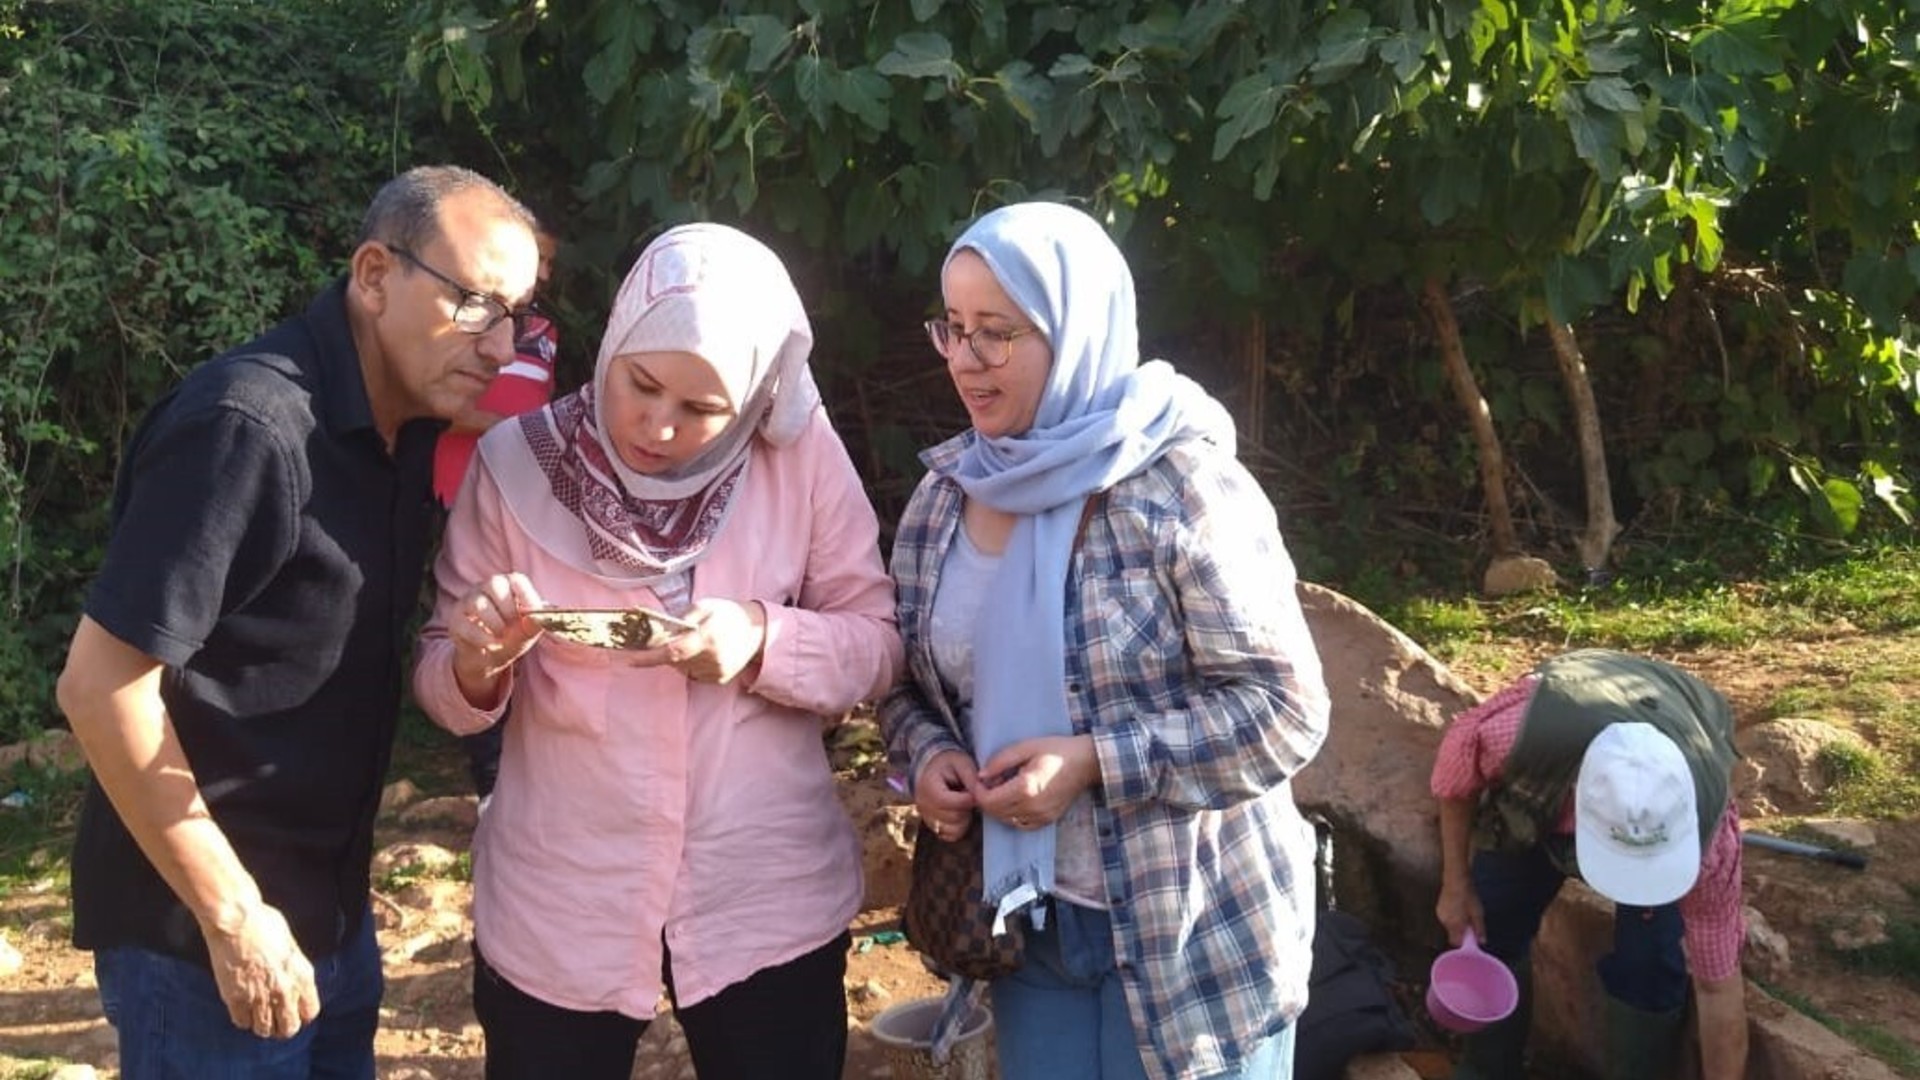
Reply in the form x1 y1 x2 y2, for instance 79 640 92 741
1431 675 1745 981
413 411 902 1015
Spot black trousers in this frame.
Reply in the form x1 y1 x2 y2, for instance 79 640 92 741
473 931 850 1080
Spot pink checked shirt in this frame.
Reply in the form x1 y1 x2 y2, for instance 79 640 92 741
1430 675 1745 981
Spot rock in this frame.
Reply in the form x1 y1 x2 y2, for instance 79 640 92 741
847 978 891 1005
24 918 66 943
384 1068 437 1080
0 933 21 978
1742 905 1791 983
49 1066 98 1080
394 878 469 914
0 730 87 774
1747 982 1901 1079
1344 1052 1421 1079
1482 554 1559 597
398 795 480 831
372 841 462 879
1801 817 1877 850
1289 583 1478 950
380 778 423 817
31 730 87 772
1734 718 1870 816
382 930 443 965
1830 911 1889 951
383 966 468 1009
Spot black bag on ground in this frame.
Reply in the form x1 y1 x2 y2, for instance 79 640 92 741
1295 909 1417 1080
1295 816 1417 1080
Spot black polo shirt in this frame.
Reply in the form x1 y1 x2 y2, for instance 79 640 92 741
71 280 442 964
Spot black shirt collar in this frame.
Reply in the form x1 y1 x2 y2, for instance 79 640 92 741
304 278 379 438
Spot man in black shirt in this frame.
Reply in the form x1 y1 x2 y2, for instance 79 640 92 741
57 164 539 1077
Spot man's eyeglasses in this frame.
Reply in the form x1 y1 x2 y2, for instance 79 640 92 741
925 319 1040 369
389 245 539 335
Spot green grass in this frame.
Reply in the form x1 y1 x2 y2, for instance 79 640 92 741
0 758 85 892
1829 916 1920 994
375 849 474 893
1760 982 1920 1077
1388 545 1920 661
1377 543 1920 817
0 1059 75 1080
1766 656 1920 818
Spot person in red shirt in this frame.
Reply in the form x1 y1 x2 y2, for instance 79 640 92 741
1431 650 1748 1080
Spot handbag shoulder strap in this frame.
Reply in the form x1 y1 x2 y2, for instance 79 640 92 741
1073 490 1105 553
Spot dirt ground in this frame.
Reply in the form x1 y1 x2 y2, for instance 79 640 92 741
2 633 1917 1079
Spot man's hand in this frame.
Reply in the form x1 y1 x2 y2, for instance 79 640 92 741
57 618 317 1038
1435 796 1485 945
199 898 320 1039
1434 878 1486 947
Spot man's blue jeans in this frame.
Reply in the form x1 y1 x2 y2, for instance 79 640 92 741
1473 844 1689 1012
94 906 383 1080
990 901 1297 1080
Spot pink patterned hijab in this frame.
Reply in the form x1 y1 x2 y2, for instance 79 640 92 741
480 223 820 581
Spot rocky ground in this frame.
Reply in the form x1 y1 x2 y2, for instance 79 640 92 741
1 625 1917 1079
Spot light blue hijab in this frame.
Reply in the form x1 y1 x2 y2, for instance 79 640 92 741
938 202 1235 923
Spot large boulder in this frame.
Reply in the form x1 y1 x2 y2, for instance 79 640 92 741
1736 718 1870 816
1292 583 1478 956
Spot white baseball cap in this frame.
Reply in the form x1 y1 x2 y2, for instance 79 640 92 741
1574 722 1701 906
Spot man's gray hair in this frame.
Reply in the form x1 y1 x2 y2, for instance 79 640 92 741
358 165 533 251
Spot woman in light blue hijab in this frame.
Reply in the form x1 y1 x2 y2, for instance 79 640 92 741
880 202 1332 1080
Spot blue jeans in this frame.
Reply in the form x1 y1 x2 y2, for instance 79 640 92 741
991 902 1296 1080
95 906 384 1080
1472 845 1689 1012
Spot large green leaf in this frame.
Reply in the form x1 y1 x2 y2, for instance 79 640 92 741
876 31 961 82
738 14 790 73
833 66 893 131
1689 16 1783 77
1212 71 1281 160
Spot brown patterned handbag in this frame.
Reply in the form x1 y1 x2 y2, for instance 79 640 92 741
902 815 1026 980
902 493 1103 980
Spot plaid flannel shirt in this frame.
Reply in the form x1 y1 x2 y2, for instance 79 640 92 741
880 432 1330 1080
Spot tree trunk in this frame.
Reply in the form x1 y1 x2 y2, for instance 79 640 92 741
1420 278 1518 557
1545 318 1620 576
1238 310 1267 457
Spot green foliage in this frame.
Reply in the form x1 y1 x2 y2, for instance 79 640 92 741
1832 915 1920 995
407 0 1919 581
0 0 415 743
0 753 85 884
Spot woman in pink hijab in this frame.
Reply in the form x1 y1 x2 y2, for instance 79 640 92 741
413 223 902 1080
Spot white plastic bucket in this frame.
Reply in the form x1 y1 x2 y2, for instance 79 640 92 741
868 996 995 1080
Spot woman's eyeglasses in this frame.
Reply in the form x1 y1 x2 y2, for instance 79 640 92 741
389 245 540 335
924 319 1039 369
